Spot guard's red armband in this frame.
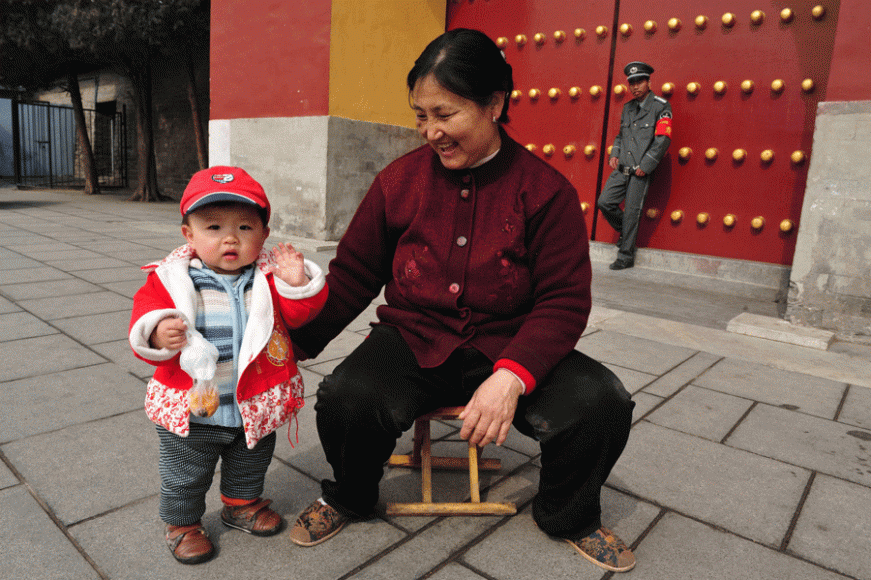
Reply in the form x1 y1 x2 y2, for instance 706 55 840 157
655 116 672 137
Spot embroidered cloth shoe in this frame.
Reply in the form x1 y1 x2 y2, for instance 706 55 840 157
165 522 214 565
290 499 349 546
566 526 636 572
221 498 283 536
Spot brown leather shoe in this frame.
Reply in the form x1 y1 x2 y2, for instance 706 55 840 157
165 522 214 565
221 498 283 536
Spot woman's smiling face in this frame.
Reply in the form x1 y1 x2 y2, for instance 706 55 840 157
411 74 502 171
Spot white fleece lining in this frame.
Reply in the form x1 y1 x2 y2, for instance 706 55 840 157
129 308 190 361
273 260 325 300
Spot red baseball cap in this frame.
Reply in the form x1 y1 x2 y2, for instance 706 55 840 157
180 166 270 221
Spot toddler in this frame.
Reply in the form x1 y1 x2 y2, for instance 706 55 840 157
129 166 327 564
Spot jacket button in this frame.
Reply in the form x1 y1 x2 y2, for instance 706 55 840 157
449 283 460 294
460 189 470 198
456 236 468 247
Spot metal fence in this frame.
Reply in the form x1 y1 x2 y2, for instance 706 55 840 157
15 100 127 189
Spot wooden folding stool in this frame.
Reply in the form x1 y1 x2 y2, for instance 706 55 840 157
385 406 517 516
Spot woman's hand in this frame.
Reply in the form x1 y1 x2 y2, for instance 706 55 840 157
459 369 524 447
271 242 308 287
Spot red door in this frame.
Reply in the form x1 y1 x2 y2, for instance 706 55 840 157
447 0 840 265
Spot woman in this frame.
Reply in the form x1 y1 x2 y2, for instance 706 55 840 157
288 28 636 573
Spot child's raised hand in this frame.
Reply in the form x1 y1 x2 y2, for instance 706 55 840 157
150 317 188 350
271 242 308 287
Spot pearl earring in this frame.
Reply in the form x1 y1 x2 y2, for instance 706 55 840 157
492 116 498 123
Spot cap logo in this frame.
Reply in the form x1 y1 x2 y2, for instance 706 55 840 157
211 174 235 184
630 66 638 74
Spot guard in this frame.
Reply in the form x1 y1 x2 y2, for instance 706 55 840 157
597 61 672 270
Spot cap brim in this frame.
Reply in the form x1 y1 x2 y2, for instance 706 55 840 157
184 192 262 215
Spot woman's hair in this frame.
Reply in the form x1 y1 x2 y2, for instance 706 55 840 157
407 28 514 123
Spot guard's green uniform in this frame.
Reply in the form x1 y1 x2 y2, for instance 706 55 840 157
598 90 672 263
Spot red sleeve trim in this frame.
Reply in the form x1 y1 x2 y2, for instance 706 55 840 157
494 359 536 395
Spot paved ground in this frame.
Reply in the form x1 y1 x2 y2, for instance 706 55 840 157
1 186 869 580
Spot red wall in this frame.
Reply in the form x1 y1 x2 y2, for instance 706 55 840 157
210 0 331 120
826 0 871 101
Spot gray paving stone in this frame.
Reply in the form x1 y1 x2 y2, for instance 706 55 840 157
646 385 754 442
694 357 847 419
0 266 71 284
611 421 809 547
5 241 82 255
839 384 871 430
125 236 185 252
73 240 162 255
633 512 845 580
69 462 348 580
104 248 175 264
51 311 133 345
0 254 43 270
727 404 871 487
0 363 144 442
2 411 159 525
7 247 105 262
350 512 505 579
0 311 57 342
631 391 664 423
273 400 335 484
463 487 659 580
0 295 17 314
0 334 107 381
728 312 835 350
90 339 155 379
0 233 56 246
45 256 133 271
0 487 100 580
75 266 148 283
17 290 132 320
576 330 696 375
0 461 17 489
603 363 655 394
428 563 487 580
45 231 107 243
0 278 102 300
643 350 722 397
788 474 871 579
100 278 147 298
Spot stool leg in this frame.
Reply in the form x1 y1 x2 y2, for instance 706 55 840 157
421 420 432 503
411 419 425 464
469 442 481 503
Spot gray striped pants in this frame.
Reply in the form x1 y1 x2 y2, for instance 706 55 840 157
156 424 276 525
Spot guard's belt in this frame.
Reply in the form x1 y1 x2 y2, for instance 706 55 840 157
618 164 638 175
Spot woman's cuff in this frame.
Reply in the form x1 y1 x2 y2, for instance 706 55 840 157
493 359 536 395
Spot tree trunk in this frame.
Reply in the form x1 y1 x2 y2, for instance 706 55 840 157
67 71 100 195
128 56 167 202
185 51 207 169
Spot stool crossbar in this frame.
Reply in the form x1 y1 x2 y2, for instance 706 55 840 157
385 406 517 516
